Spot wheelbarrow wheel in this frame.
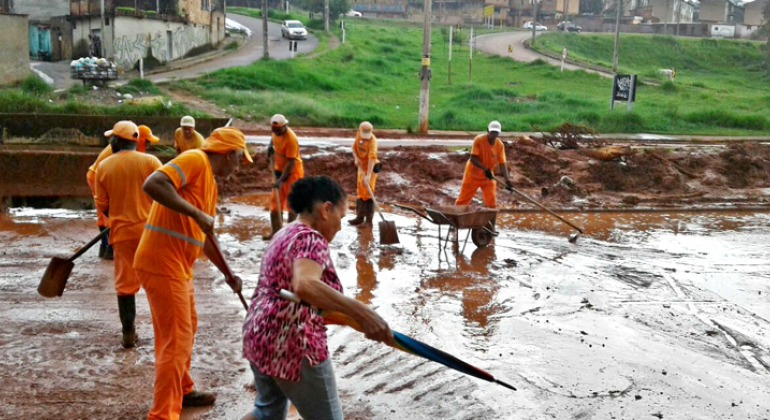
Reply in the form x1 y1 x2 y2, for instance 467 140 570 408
471 228 493 248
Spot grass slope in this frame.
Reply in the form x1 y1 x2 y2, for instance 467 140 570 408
177 14 770 134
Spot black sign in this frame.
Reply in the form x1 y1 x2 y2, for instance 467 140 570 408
612 74 637 102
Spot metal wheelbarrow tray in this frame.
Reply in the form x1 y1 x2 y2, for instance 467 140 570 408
394 204 499 250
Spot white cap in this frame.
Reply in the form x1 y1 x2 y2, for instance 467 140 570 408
180 116 195 128
488 120 502 133
271 114 289 126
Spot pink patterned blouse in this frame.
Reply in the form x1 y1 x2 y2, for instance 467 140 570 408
242 222 343 381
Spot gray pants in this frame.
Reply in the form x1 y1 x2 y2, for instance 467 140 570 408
251 358 344 420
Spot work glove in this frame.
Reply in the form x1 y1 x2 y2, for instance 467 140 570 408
484 169 494 180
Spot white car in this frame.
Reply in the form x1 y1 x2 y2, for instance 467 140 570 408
523 21 548 31
345 10 362 17
281 20 307 40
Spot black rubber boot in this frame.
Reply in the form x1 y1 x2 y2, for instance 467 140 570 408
262 211 283 241
348 199 365 226
182 390 217 407
360 200 374 228
117 295 137 349
98 226 108 258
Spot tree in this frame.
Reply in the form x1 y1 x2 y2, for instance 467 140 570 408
579 0 604 15
294 0 349 20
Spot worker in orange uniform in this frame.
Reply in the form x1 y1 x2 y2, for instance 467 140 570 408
135 127 252 420
455 121 513 208
174 116 205 154
94 121 162 349
87 124 160 258
348 121 381 227
263 114 304 240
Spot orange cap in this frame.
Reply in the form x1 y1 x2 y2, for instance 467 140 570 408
201 127 254 163
138 125 160 144
104 121 139 141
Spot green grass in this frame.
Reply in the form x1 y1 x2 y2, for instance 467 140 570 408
171 13 770 134
0 77 205 118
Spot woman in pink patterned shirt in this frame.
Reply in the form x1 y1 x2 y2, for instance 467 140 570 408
241 176 394 420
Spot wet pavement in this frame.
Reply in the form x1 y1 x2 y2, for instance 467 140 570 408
1 196 769 419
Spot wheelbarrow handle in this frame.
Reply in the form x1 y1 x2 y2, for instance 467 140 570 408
70 228 110 262
392 203 433 223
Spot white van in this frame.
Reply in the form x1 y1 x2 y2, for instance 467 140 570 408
711 25 735 38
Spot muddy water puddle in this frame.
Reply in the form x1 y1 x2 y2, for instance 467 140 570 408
1 198 769 419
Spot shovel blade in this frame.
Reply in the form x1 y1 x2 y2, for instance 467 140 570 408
38 257 74 298
379 220 400 245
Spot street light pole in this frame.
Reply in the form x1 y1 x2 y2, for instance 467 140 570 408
531 0 538 45
418 0 432 134
612 0 621 73
262 0 269 58
324 0 330 33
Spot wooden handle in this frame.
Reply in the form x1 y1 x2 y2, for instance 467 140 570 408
270 154 283 214
69 228 110 262
362 174 387 223
495 176 584 234
207 234 248 310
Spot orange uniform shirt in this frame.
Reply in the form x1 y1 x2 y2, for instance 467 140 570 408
272 127 304 177
134 150 218 280
87 145 114 192
174 128 205 153
94 151 162 245
352 134 378 170
463 134 506 182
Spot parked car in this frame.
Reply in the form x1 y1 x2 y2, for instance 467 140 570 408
523 21 548 31
345 10 362 17
281 20 308 40
557 21 582 32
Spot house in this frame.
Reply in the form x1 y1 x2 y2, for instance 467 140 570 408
3 0 74 61
69 0 226 69
699 0 743 23
0 13 31 85
743 0 767 26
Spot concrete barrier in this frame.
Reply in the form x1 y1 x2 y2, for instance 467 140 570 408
0 113 230 146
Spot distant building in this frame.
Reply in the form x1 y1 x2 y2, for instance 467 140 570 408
0 13 31 85
69 0 226 69
699 0 743 23
743 0 768 26
629 0 695 23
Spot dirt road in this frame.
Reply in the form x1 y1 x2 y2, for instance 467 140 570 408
474 31 613 78
1 197 769 419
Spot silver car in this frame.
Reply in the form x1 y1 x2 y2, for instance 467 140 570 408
281 20 308 40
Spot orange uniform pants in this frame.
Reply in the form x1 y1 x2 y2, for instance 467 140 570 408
269 172 302 212
138 271 197 420
455 177 497 208
113 239 141 296
356 171 377 201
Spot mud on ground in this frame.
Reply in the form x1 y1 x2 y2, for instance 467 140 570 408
220 140 770 210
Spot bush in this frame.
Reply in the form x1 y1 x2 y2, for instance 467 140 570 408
685 110 767 130
225 41 239 50
660 80 678 92
20 75 52 96
600 112 646 132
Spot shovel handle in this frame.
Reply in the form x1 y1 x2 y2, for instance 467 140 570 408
207 234 249 311
269 154 283 216
363 179 388 224
69 228 110 262
495 176 584 234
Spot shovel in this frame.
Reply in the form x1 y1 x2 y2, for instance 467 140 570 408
270 154 283 228
494 176 583 243
363 180 400 245
38 228 110 298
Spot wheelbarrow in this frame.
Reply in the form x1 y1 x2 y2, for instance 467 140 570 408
393 204 498 253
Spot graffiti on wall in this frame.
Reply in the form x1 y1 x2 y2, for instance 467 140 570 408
112 23 208 68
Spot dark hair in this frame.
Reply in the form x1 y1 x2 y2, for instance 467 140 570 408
287 176 346 215
110 135 137 153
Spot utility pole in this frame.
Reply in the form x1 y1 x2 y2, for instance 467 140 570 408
531 0 538 46
448 25 452 85
324 0 330 33
664 0 670 34
675 0 681 36
418 0 432 134
612 0 621 73
469 26 474 84
100 0 107 57
262 0 269 58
